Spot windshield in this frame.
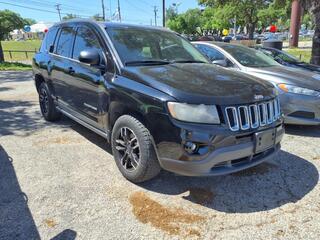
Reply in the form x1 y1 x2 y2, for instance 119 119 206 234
221 45 280 67
274 50 301 63
106 26 208 66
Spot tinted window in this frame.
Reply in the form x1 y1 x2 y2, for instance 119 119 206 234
56 27 74 57
72 27 103 61
222 45 280 67
40 27 58 52
196 44 225 61
106 27 208 65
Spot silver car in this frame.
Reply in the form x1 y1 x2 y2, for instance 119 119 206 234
194 41 320 125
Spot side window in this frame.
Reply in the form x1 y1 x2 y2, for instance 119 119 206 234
72 27 103 61
40 27 58 52
197 45 225 61
56 27 74 57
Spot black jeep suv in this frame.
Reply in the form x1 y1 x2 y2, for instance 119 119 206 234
33 20 284 182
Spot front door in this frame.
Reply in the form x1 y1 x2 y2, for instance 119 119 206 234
64 25 114 130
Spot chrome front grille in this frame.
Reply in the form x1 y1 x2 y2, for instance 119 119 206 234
225 98 281 131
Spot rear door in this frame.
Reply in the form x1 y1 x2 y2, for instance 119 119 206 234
50 26 76 103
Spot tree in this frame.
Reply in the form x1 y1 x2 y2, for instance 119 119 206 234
199 0 270 39
166 6 178 22
62 14 78 21
202 4 240 33
0 10 26 62
299 0 320 65
167 9 204 35
24 18 36 25
92 14 104 21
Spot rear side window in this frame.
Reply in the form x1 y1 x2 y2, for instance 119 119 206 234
56 27 74 57
72 27 102 61
40 27 58 52
196 44 225 61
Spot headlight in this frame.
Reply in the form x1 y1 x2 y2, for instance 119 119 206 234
278 83 320 97
167 102 220 124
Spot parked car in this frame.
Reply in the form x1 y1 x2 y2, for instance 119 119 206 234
255 46 320 73
33 20 284 182
222 34 234 42
194 41 320 126
197 35 222 42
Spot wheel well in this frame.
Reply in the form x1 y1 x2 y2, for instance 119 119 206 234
35 74 45 92
110 107 148 131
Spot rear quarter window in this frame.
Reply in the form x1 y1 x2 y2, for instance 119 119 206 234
40 27 58 53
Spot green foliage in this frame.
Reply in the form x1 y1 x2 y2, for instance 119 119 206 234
167 9 203 35
62 14 79 21
24 18 36 26
0 62 31 71
285 48 311 63
166 6 178 21
0 10 26 40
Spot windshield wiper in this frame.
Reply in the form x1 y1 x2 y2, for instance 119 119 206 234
125 60 171 66
170 60 207 64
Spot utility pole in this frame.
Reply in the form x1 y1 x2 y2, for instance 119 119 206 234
162 0 165 27
55 4 62 21
154 6 158 26
289 0 302 47
117 0 121 22
101 0 106 21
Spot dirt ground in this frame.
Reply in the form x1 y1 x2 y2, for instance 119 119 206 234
1 71 320 240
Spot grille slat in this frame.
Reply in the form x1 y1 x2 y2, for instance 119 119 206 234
225 98 281 131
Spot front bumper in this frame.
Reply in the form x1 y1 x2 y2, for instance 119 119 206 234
280 92 320 125
157 125 284 176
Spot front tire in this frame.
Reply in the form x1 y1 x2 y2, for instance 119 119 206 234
38 82 61 121
111 115 161 183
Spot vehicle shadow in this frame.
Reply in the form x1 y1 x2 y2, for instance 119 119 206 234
0 99 71 137
51 229 77 240
139 150 319 213
66 118 319 213
0 71 33 84
0 145 40 239
284 124 320 138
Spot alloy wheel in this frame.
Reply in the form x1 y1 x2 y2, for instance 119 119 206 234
115 127 140 171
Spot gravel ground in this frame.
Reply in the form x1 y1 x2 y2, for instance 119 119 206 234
1 71 320 240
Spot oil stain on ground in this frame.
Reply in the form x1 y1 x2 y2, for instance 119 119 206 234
129 191 205 237
44 219 57 228
183 187 215 205
232 161 279 177
33 136 83 146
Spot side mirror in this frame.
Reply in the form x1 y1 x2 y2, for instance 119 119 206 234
79 49 100 65
212 59 228 67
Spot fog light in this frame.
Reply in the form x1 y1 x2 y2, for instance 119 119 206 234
184 141 197 154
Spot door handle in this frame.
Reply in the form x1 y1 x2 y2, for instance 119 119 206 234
68 67 75 74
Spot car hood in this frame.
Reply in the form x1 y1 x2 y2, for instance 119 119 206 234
121 63 276 105
245 65 320 91
295 62 320 73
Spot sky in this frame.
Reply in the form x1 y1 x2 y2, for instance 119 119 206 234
0 0 199 25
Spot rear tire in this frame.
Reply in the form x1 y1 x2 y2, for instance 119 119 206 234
38 82 61 121
111 115 161 183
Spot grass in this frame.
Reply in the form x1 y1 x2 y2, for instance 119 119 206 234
284 48 312 63
1 40 41 61
0 62 32 71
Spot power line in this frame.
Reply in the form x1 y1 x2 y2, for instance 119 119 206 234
0 1 92 18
